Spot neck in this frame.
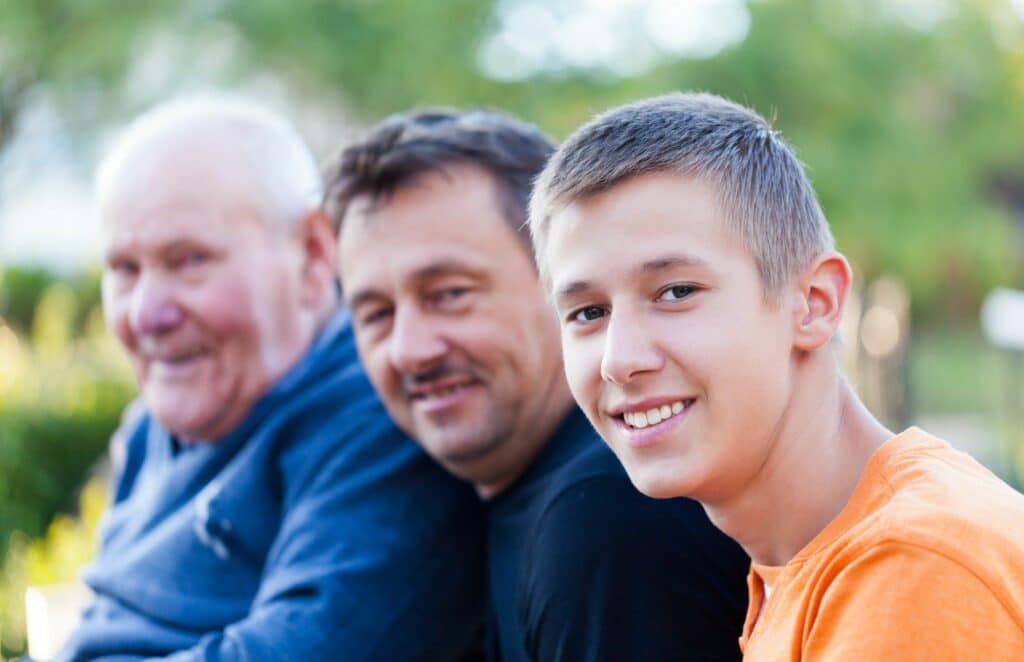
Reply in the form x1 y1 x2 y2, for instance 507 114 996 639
474 375 576 500
705 355 891 566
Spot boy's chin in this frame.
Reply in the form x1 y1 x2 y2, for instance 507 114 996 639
623 462 691 500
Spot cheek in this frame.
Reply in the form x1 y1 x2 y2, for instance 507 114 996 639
195 277 264 343
366 344 401 397
561 335 601 409
102 292 137 352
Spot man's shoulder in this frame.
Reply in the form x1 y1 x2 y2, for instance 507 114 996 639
528 434 740 568
516 427 749 661
251 315 403 459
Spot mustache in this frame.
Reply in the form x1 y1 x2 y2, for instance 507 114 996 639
401 361 481 392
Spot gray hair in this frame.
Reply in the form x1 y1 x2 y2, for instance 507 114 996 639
529 92 834 295
95 95 322 226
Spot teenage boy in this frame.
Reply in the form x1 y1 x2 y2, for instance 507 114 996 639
529 92 1024 660
326 109 750 661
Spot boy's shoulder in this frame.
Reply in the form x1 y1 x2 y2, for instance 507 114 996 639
857 427 1024 553
821 427 1024 620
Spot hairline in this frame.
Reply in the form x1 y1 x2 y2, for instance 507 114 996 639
95 95 322 230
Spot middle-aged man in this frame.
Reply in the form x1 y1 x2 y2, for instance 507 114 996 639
327 109 750 661
58 98 486 660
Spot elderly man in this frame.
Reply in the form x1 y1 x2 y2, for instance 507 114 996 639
59 98 485 660
328 109 749 661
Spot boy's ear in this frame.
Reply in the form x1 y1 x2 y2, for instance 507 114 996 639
791 251 851 351
296 209 338 309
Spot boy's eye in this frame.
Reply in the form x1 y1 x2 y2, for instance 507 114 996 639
570 306 606 323
658 284 697 302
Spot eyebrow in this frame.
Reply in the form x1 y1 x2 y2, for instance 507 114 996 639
105 237 213 260
347 288 390 311
409 258 488 282
640 253 708 272
347 258 489 310
555 280 594 299
555 253 708 300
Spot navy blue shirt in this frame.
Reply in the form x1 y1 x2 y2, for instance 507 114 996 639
487 409 748 661
61 310 486 661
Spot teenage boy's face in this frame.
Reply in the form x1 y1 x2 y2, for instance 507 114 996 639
545 172 796 503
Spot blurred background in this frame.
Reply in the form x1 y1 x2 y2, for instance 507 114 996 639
1 0 1023 656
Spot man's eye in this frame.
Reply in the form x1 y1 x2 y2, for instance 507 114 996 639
185 251 209 266
570 306 606 323
109 260 139 277
434 287 469 301
360 308 393 327
429 287 473 311
658 284 697 302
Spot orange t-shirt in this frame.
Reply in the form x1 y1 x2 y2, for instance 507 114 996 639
738 427 1024 660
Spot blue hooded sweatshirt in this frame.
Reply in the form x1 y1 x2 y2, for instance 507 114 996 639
59 309 486 661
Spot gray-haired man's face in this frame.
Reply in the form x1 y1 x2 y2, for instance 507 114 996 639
100 142 314 442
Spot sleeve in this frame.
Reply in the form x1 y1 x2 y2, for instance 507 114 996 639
152 397 487 662
803 541 1024 660
519 476 749 662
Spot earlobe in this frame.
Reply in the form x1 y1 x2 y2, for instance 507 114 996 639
793 251 851 351
298 210 338 309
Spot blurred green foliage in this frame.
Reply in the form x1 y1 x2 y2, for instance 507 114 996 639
0 479 105 657
0 267 132 657
0 267 131 555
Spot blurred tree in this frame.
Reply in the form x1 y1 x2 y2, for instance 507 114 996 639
0 1 179 155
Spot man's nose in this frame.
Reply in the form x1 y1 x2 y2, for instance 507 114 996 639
129 273 184 335
388 307 448 374
600 312 664 385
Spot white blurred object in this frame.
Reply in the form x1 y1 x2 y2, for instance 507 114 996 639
981 288 1024 351
25 583 92 661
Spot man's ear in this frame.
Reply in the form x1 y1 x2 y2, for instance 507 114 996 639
296 209 338 309
792 251 851 351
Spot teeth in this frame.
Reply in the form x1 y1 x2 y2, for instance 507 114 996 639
423 384 467 399
622 399 691 429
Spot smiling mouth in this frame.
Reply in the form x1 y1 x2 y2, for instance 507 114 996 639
153 351 205 364
408 378 481 403
619 398 695 429
145 349 209 373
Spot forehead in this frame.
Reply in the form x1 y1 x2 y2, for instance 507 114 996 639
544 172 753 291
338 166 531 284
101 145 270 252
